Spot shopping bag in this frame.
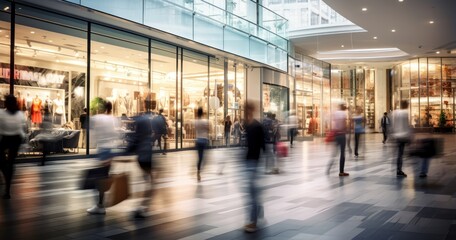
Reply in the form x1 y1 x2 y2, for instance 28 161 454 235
325 130 336 143
80 166 112 191
276 142 288 158
105 173 130 207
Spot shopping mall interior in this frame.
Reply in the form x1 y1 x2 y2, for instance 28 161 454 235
0 0 455 239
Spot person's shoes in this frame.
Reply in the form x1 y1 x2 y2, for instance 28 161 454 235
162 152 166 155
133 208 148 219
339 172 349 177
244 223 258 233
419 173 427 178
197 171 201 181
86 205 106 215
2 194 11 199
354 154 358 158
382 141 385 144
397 171 407 177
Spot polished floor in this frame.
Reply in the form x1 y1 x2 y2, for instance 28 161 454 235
1 133 455 240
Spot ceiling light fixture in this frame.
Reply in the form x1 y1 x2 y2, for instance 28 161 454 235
341 45 345 48
3 6 9 11
48 40 53 43
398 0 404 2
436 51 440 54
373 36 377 39
429 20 434 24
30 31 35 34
362 8 367 11
391 29 396 32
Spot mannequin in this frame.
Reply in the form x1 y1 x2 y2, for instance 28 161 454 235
44 95 53 115
53 93 64 126
31 95 42 126
25 92 33 115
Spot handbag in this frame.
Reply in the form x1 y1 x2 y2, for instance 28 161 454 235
104 172 130 207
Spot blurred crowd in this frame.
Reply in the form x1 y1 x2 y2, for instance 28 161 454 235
0 96 441 233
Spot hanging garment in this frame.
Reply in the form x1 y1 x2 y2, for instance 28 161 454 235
31 98 42 124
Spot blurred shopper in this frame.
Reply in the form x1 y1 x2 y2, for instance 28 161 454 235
392 100 412 177
244 102 265 233
263 113 278 174
353 107 364 157
80 108 88 148
381 112 390 144
329 102 349 176
152 109 168 155
0 95 26 199
128 109 154 218
232 117 241 145
224 115 232 147
287 111 298 148
195 107 209 181
86 101 120 214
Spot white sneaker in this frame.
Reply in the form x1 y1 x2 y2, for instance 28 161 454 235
86 205 106 215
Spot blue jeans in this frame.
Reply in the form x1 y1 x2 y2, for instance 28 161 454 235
246 159 262 224
421 158 429 174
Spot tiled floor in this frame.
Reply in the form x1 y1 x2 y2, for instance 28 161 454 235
1 133 455 240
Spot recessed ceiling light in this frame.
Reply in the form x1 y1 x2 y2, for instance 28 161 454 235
391 29 396 32
362 7 367 11
0 30 2 33
341 45 345 48
100 46 105 49
30 31 35 34
3 6 9 11
429 20 434 24
373 36 377 39
398 0 404 2
436 51 440 54
48 40 53 43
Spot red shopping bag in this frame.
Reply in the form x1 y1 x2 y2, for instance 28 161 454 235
276 142 288 158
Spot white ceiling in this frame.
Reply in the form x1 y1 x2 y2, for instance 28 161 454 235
291 0 456 68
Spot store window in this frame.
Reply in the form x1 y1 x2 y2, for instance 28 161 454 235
209 57 224 146
0 1 11 98
89 24 148 150
181 50 209 148
12 6 87 155
151 40 177 149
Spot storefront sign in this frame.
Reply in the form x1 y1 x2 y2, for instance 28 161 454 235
0 63 68 87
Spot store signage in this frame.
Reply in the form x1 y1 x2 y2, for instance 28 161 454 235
1 67 65 84
0 63 68 87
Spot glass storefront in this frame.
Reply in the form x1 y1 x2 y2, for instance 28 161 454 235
331 67 376 130
393 58 456 130
1 1 254 159
292 54 331 137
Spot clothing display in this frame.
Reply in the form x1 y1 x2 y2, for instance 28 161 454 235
31 97 42 124
53 97 65 125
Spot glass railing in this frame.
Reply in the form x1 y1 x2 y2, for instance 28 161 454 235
63 0 288 71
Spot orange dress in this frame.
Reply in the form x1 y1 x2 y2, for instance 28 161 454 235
31 98 42 124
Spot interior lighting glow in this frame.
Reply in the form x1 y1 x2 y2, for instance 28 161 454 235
436 51 440 54
398 0 404 2
373 36 377 39
391 29 396 32
30 31 35 34
429 20 434 24
341 45 345 48
362 8 367 11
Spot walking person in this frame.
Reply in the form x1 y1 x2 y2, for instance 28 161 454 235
353 107 364 157
152 109 168 155
80 108 88 148
243 102 265 233
263 113 278 174
287 111 298 148
0 95 26 199
328 102 349 176
86 101 120 214
232 117 241 145
392 100 412 177
128 109 154 218
195 107 209 181
381 112 390 144
224 115 232 147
